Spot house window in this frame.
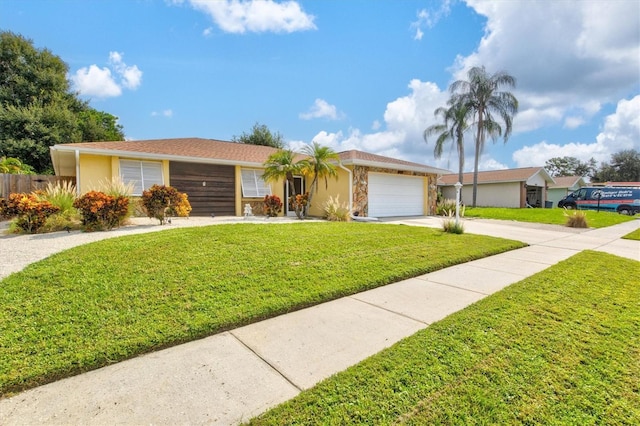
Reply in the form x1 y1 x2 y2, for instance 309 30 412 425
120 160 164 195
241 169 271 197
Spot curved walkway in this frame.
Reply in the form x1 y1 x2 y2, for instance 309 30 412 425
1 217 639 425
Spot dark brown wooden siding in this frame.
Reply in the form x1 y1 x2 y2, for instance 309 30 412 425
169 162 235 216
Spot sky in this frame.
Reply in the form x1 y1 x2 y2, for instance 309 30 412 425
1 0 639 174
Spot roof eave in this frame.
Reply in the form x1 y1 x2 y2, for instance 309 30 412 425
50 145 266 168
341 158 450 175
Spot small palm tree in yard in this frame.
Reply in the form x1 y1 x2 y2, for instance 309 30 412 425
262 149 304 218
299 141 340 218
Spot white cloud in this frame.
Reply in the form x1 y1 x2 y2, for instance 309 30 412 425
512 95 640 167
457 0 639 133
299 99 342 120
151 109 174 118
180 0 316 34
109 51 142 90
71 65 122 98
410 1 452 40
72 52 142 98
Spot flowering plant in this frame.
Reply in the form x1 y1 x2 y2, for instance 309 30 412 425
0 193 60 233
263 195 283 217
73 191 129 231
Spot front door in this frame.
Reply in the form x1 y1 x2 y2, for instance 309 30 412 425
285 176 305 216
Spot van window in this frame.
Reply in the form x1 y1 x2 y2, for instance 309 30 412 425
575 189 587 200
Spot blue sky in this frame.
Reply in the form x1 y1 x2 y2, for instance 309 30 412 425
2 0 639 174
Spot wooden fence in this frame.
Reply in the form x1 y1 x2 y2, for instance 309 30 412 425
0 174 76 198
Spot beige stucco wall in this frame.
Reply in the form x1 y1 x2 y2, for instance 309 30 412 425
77 154 113 193
442 182 522 208
307 168 350 217
78 154 170 195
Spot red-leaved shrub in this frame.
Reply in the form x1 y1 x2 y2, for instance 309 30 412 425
73 191 129 231
0 193 60 233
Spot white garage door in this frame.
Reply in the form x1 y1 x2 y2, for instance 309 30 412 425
368 173 425 217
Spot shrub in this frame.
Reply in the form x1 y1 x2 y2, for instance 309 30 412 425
290 192 309 219
564 208 588 228
73 191 129 231
436 198 459 216
141 184 183 225
42 180 77 213
0 193 60 233
323 195 350 221
168 192 192 218
263 195 283 217
442 211 465 234
97 176 134 198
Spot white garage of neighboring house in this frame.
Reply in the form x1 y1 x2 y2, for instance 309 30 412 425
438 167 555 208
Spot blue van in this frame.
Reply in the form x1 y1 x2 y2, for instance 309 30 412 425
558 187 640 215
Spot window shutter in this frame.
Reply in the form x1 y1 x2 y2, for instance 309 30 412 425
241 169 271 197
120 160 163 195
120 160 143 195
141 162 164 190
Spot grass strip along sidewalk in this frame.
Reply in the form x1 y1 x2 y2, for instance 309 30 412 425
0 222 524 396
249 250 640 425
463 207 635 228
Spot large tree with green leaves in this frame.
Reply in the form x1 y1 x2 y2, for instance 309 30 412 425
544 156 596 178
591 149 640 182
232 122 285 149
424 100 471 185
0 31 124 173
450 66 519 206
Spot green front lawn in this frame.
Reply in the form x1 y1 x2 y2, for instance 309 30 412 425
622 228 640 240
0 222 524 395
464 207 635 228
249 250 640 425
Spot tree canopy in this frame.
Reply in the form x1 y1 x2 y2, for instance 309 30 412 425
449 66 518 207
544 156 596 178
424 99 471 185
591 149 640 182
232 122 285 149
0 31 125 173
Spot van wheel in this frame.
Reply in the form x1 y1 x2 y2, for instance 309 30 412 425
564 204 576 210
617 206 632 215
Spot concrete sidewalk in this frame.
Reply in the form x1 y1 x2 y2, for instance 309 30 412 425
1 218 638 425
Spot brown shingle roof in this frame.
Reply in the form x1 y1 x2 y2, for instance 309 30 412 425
548 176 585 189
54 138 281 165
338 150 450 174
439 167 553 185
52 138 449 174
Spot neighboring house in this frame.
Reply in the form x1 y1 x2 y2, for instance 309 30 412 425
547 176 587 208
50 138 449 217
438 167 555 208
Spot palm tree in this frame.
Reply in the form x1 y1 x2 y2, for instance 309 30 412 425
450 66 518 206
262 149 302 217
299 141 340 217
423 100 471 185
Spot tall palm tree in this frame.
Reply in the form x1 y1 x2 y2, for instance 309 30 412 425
423 100 471 185
450 66 518 206
262 149 302 216
299 141 340 217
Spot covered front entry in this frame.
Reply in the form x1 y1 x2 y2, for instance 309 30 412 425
284 176 305 216
368 173 424 217
169 162 235 216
